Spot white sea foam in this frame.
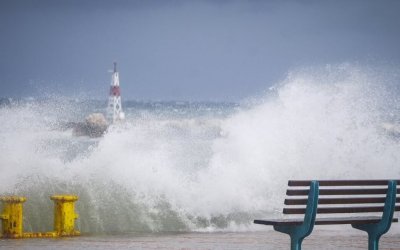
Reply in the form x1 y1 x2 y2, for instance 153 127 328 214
0 64 399 232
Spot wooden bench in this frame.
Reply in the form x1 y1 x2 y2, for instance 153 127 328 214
254 180 399 250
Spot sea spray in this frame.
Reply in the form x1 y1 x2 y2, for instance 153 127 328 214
201 64 400 219
0 64 399 232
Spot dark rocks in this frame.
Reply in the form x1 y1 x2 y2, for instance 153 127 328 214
72 113 109 138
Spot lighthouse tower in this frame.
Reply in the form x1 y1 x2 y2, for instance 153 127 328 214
107 62 125 123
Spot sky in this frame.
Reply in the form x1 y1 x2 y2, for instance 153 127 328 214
0 0 400 101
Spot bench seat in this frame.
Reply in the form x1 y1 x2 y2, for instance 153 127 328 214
255 216 398 226
254 180 399 250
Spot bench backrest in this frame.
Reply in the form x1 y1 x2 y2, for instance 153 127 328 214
284 180 400 215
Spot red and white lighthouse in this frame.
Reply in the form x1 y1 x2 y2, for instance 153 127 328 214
107 62 125 123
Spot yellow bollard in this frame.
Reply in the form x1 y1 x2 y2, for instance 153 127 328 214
0 196 26 238
50 195 80 236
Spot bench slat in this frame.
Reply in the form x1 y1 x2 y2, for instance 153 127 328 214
314 216 399 225
254 218 303 226
283 206 400 214
285 197 400 205
289 180 400 186
287 188 400 196
254 216 398 226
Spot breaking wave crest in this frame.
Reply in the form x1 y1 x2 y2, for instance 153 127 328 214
0 64 399 233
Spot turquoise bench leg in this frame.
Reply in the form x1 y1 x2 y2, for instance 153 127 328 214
368 233 379 250
352 180 397 250
290 236 303 250
273 225 305 250
274 181 319 250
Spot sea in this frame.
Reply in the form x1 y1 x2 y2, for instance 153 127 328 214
0 64 399 249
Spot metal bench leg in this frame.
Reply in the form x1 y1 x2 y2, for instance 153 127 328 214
290 236 303 250
274 181 319 250
368 233 380 250
352 180 396 250
351 227 383 250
